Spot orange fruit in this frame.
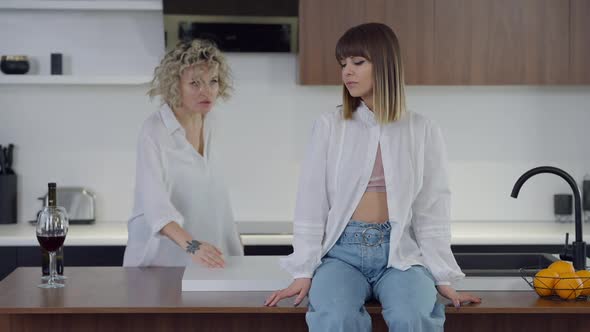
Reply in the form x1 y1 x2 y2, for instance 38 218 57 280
533 269 559 296
575 270 590 296
554 272 583 300
548 260 575 275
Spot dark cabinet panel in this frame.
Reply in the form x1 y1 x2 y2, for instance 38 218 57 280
0 246 126 281
244 245 293 256
16 246 125 267
16 247 44 267
163 0 297 16
62 246 126 266
0 248 17 281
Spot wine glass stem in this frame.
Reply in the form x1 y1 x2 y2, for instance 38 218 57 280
48 251 56 286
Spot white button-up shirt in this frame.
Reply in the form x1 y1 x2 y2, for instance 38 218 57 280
123 105 243 267
280 103 465 285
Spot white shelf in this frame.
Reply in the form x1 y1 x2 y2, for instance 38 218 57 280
0 75 152 85
0 0 162 11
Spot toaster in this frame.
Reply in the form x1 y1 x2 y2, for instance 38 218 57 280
32 187 96 224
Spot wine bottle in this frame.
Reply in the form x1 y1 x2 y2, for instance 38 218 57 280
42 247 63 276
56 246 64 275
41 247 49 276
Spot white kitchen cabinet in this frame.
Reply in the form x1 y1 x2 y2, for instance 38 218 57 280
0 75 152 85
0 1 161 11
0 0 164 83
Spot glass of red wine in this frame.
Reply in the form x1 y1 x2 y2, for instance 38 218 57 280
36 205 69 288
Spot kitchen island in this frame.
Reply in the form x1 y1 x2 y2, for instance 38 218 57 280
1 267 590 332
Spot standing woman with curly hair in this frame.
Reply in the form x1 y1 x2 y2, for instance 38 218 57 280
123 39 243 268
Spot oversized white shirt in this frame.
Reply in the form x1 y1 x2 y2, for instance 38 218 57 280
123 105 243 267
280 103 465 285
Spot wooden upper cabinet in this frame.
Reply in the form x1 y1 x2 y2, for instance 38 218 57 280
298 0 376 85
433 0 570 84
382 0 435 84
570 0 590 84
299 0 584 85
298 0 435 85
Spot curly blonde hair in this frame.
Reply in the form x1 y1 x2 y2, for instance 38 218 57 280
148 39 233 109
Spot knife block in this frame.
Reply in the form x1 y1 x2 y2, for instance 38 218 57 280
0 174 17 224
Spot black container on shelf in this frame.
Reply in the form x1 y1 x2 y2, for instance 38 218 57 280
50 53 62 75
0 174 17 224
554 193 573 223
0 55 30 75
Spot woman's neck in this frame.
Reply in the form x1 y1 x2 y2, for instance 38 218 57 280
173 107 204 133
362 97 374 112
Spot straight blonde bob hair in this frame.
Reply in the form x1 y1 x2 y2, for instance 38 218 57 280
335 23 406 124
148 39 232 110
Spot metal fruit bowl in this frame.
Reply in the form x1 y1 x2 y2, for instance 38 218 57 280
520 267 590 301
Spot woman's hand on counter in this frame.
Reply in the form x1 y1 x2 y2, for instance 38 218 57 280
436 284 482 308
159 221 225 268
264 278 311 307
189 241 225 268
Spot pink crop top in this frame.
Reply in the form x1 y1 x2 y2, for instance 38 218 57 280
366 144 386 192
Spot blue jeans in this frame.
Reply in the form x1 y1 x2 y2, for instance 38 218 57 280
306 221 445 332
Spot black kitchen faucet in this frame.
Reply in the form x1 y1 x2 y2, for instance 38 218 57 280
511 166 587 270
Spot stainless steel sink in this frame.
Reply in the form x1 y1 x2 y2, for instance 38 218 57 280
454 253 558 277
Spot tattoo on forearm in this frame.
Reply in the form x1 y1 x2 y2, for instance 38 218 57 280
185 240 202 254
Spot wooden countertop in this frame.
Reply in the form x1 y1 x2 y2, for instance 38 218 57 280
1 267 590 315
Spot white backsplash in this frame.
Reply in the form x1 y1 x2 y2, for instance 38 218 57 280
1 6 589 223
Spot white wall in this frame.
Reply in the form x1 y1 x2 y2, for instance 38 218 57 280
1 4 589 224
